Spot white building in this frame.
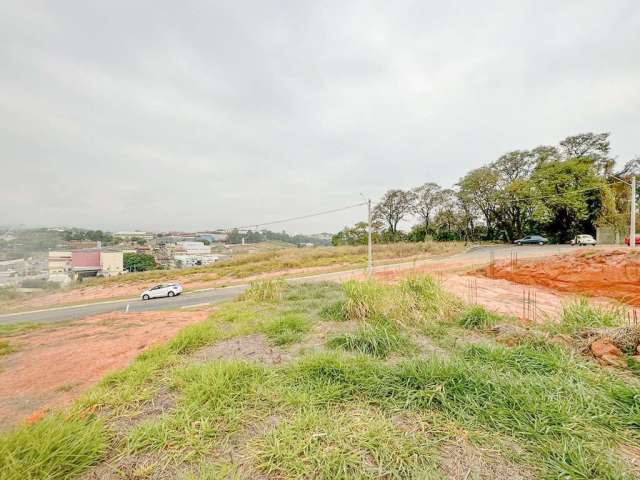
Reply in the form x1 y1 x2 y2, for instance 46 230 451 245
176 241 211 255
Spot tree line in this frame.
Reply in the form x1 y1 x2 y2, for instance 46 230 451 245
333 132 639 245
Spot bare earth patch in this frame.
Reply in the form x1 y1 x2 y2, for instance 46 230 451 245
478 249 640 306
0 310 209 431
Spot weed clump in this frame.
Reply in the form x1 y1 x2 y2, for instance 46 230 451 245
327 323 412 358
239 280 284 303
458 305 502 329
262 313 310 346
342 275 461 328
554 299 622 334
0 415 107 480
319 301 345 321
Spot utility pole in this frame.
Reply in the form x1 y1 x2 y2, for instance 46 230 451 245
367 199 373 279
632 176 636 248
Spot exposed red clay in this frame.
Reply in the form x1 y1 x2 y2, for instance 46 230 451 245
0 310 209 431
476 250 640 306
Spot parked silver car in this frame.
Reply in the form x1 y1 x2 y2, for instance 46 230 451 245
141 283 183 300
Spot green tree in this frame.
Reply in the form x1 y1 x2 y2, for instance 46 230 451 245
373 189 415 235
123 253 157 272
529 158 610 242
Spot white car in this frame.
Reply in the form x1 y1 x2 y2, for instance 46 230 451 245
141 283 183 300
570 234 597 246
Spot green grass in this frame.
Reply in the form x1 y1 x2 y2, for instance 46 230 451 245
0 414 107 480
552 298 623 334
262 312 311 346
319 301 346 321
327 322 412 358
3 277 640 478
457 305 502 329
239 279 284 303
128 361 271 457
252 407 441 479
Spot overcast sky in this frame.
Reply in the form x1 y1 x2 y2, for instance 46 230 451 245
1 1 639 234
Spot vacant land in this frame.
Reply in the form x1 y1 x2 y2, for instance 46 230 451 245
0 242 465 313
479 249 640 306
0 310 209 432
2 277 640 479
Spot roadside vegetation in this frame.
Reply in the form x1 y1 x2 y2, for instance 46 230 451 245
2 277 639 479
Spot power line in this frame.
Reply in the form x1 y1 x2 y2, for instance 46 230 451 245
231 202 367 230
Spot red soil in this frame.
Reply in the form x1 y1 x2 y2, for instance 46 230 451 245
0 310 209 431
477 250 640 306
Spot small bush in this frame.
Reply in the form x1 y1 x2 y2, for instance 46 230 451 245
458 305 501 329
239 280 284 303
327 324 412 358
262 313 310 345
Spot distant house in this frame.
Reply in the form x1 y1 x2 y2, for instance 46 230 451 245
48 248 123 282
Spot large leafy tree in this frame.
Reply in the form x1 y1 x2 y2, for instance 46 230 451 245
123 253 157 272
529 158 610 242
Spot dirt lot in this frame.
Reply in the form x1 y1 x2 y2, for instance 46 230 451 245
0 310 209 431
477 249 640 306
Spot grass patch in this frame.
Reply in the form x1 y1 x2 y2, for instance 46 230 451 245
128 361 271 457
262 312 311 346
552 298 623 334
239 279 284 302
327 323 412 358
319 301 345 321
0 414 107 480
457 305 502 329
253 407 440 479
0 339 15 356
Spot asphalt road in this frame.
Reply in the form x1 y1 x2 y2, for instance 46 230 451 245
0 244 574 325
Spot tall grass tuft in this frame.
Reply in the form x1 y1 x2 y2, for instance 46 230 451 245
262 312 311 345
327 323 412 358
0 415 108 480
239 279 284 303
554 298 623 334
342 275 461 329
458 305 502 329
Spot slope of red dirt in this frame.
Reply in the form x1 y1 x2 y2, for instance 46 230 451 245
0 310 209 431
477 249 640 305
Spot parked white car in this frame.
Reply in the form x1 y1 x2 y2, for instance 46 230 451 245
141 283 183 300
570 234 597 246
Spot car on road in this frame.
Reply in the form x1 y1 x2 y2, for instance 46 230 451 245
513 235 548 245
141 283 183 300
570 234 597 246
625 235 640 245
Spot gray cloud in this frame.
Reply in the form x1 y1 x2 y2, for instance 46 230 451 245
1 0 639 233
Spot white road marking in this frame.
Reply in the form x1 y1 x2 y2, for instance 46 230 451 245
180 302 210 309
